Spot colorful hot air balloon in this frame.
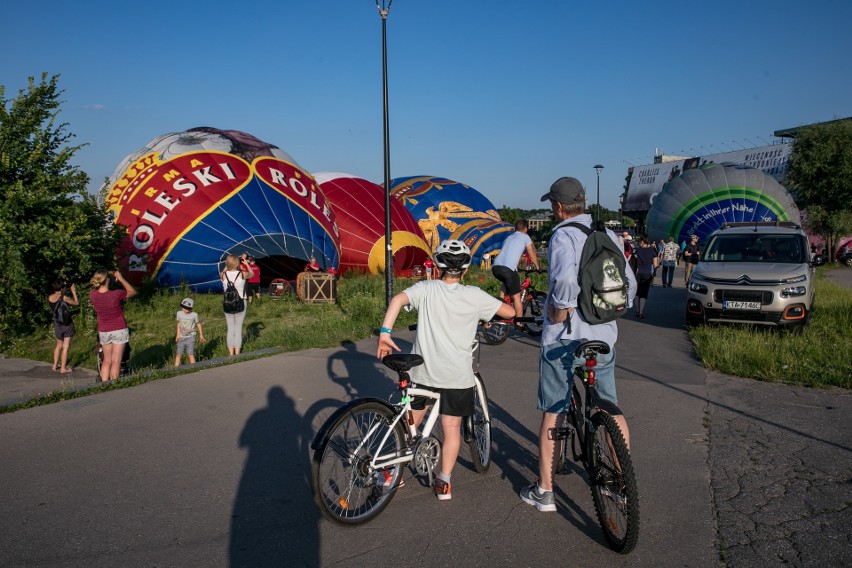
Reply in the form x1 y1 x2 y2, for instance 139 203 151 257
389 175 514 264
646 163 802 244
314 173 431 274
104 127 340 292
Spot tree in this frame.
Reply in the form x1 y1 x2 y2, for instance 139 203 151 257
0 73 125 338
785 119 852 261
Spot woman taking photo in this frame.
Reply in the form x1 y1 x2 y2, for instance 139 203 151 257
221 254 254 356
90 269 136 381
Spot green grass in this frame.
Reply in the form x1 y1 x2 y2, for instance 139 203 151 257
689 269 852 389
5 265 849 402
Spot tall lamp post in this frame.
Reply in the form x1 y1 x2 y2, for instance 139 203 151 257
376 0 394 307
593 164 604 225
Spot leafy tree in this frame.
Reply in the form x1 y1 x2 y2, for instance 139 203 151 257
785 119 852 261
0 73 125 339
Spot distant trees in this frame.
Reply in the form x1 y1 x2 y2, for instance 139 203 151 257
0 73 124 338
785 119 852 261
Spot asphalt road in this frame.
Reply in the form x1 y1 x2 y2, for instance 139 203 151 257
1 266 850 568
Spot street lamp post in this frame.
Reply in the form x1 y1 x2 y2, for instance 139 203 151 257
376 0 394 308
594 164 603 226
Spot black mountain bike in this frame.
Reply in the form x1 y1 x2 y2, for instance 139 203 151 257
551 339 640 554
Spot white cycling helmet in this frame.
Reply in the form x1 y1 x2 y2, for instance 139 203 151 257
434 239 472 273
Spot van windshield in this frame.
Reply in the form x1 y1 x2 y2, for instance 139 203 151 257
702 234 807 263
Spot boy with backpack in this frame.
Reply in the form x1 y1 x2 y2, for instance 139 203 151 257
377 240 515 500
48 281 79 373
520 176 637 512
175 297 206 367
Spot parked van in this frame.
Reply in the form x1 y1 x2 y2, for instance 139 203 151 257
685 222 818 329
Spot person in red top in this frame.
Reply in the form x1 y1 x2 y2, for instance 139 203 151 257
89 269 136 382
305 256 321 272
423 258 434 280
246 255 261 303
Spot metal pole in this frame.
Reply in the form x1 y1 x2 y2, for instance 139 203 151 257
378 1 393 308
593 164 603 225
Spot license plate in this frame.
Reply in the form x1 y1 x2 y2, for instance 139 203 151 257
723 301 761 310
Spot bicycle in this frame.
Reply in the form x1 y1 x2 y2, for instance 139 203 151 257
550 339 640 554
310 335 491 524
481 269 546 345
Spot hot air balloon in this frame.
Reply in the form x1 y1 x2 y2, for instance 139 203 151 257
389 175 514 264
104 127 340 292
646 163 802 245
314 173 431 275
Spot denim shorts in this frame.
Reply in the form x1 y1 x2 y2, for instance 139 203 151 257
538 340 617 413
176 336 196 355
99 328 129 345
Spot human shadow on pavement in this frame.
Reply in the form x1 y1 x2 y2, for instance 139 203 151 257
230 386 319 568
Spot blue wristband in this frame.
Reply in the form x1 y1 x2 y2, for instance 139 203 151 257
380 327 392 334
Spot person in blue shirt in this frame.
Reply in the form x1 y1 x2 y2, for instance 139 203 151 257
491 220 540 319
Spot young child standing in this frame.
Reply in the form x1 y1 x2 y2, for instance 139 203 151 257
377 240 515 500
175 298 205 367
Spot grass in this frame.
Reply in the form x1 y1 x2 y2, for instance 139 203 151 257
3 264 849 407
689 269 852 389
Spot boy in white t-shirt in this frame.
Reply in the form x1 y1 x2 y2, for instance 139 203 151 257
175 297 206 367
378 240 515 500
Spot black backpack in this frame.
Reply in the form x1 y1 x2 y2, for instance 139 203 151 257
53 299 72 326
565 222 630 324
223 273 245 314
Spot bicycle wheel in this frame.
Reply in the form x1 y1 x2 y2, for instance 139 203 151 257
588 411 640 554
311 400 406 525
466 373 492 473
522 297 543 336
480 321 509 345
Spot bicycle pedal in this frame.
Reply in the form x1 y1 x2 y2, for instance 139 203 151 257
548 427 570 441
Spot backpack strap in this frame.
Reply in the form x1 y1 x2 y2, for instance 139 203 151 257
565 222 592 236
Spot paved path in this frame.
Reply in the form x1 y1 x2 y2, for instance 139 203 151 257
0 266 849 567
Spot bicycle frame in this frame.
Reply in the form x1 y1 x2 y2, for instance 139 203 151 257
369 386 442 471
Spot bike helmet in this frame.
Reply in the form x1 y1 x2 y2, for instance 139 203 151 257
434 239 472 274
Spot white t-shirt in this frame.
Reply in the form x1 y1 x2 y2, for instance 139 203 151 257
494 231 532 269
404 280 502 389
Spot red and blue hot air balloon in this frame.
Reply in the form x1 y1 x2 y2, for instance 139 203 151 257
105 127 340 292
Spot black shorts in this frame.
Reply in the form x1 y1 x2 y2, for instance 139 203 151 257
410 385 474 417
246 282 260 295
492 265 521 296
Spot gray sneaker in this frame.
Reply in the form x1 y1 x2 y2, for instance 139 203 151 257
519 483 556 512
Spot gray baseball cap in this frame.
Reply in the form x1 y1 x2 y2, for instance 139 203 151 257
540 176 585 205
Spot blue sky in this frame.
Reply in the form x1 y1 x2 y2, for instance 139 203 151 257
2 0 850 211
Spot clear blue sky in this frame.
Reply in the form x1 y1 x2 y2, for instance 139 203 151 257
2 0 850 211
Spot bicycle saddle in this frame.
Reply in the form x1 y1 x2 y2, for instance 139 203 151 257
382 354 425 372
573 339 611 358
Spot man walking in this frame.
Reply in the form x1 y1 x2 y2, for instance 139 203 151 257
492 220 540 319
683 234 701 284
519 176 636 512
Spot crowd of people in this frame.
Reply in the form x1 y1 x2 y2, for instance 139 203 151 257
46 250 341 379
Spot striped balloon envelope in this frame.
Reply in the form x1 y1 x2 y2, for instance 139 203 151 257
646 162 801 245
389 175 514 265
105 128 340 292
314 173 431 275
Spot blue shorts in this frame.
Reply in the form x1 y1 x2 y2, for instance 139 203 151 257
538 340 617 413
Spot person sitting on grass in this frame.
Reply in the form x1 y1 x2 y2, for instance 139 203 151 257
377 240 515 500
175 297 206 367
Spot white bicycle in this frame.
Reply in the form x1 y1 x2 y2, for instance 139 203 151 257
311 337 491 524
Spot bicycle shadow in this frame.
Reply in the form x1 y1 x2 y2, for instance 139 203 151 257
230 386 320 568
485 398 611 548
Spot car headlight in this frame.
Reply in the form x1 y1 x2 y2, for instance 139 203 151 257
782 274 807 284
781 286 807 297
689 281 708 294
